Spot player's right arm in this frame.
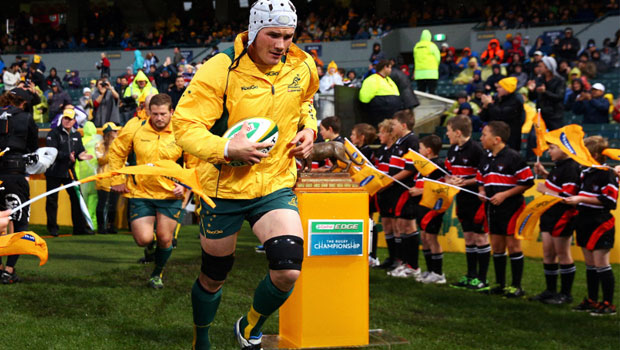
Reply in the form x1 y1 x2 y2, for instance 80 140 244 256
108 119 139 191
172 54 230 164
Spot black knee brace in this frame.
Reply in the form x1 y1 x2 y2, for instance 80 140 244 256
264 235 304 271
201 250 235 281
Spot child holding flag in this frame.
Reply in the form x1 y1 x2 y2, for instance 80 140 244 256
408 135 447 284
477 121 534 297
444 116 491 291
565 136 618 315
350 123 377 161
386 110 421 278
375 119 401 270
530 144 580 304
350 123 381 266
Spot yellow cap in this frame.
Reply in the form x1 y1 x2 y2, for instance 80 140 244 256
62 108 76 120
34 55 41 63
102 122 121 133
498 77 517 94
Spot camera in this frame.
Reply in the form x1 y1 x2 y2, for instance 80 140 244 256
100 82 109 87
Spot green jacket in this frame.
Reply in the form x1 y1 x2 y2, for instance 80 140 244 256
413 30 440 80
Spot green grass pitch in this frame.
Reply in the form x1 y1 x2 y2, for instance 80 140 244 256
1 223 618 349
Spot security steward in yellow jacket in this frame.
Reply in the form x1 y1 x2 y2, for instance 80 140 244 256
109 93 184 289
172 1 318 348
359 59 403 127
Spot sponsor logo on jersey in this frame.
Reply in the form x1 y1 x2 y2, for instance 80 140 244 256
288 196 298 207
241 85 258 91
205 229 224 235
288 74 302 92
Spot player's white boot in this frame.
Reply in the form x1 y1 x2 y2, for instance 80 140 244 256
234 317 263 349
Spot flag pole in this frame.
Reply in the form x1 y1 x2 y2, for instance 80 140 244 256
423 177 491 200
389 176 411 190
11 180 82 215
345 138 412 190
344 138 373 165
407 148 451 176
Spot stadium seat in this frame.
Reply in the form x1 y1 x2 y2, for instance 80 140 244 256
582 123 620 139
608 139 620 148
439 149 448 159
563 113 583 125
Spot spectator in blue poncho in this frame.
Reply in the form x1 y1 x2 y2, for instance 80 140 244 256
133 50 144 74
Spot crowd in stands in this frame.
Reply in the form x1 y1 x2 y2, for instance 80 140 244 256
0 25 618 137
427 28 620 131
479 0 619 29
1 0 617 54
0 47 205 128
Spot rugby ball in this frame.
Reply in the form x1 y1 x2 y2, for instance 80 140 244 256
222 117 279 167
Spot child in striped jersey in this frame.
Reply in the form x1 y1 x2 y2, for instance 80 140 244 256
531 144 581 305
408 135 447 284
445 116 490 291
477 121 534 298
350 123 380 266
374 119 401 270
565 136 618 316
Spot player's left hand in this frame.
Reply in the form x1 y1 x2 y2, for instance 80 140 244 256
446 175 463 186
563 196 582 206
408 187 423 197
78 151 94 161
173 183 184 197
489 192 507 206
288 128 315 159
536 182 548 194
0 209 11 233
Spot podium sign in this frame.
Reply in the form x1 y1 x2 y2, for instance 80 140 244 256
308 220 364 256
278 181 369 349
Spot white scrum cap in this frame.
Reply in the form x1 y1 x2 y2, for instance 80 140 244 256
248 0 297 46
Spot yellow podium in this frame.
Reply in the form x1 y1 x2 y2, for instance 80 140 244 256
278 175 369 349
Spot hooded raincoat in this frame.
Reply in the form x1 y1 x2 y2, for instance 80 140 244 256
413 30 440 80
123 71 159 104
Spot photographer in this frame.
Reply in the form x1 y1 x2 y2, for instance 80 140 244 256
27 63 46 92
0 88 39 284
92 78 120 127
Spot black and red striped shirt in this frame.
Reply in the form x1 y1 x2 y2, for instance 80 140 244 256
375 144 393 175
577 166 618 210
414 157 446 188
389 131 419 187
544 158 580 197
476 146 534 197
446 139 484 193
